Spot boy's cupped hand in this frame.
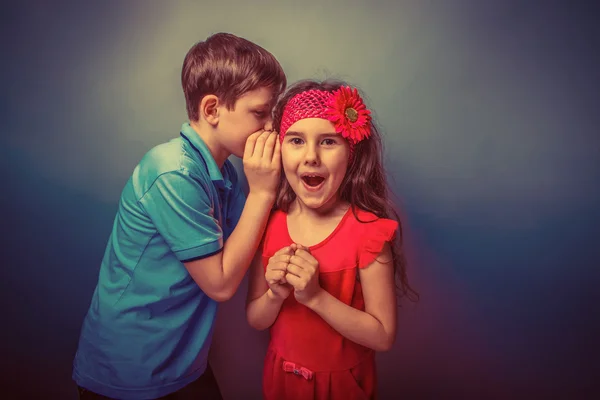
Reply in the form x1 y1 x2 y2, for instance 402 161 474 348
243 129 281 200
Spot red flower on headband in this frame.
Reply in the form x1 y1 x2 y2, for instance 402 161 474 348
325 86 372 144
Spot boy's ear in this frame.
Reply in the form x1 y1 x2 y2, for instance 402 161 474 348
199 94 220 126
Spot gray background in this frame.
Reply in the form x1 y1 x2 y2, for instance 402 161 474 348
2 1 598 399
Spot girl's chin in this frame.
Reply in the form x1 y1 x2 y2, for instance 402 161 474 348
294 193 340 211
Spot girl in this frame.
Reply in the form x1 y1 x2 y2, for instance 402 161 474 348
246 80 417 400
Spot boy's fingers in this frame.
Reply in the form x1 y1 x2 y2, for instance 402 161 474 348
271 135 281 165
243 130 262 160
252 130 271 159
261 132 277 161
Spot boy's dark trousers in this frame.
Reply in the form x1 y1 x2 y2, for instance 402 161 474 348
77 364 223 400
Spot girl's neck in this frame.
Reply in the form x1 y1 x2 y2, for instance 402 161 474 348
286 197 350 248
289 196 349 222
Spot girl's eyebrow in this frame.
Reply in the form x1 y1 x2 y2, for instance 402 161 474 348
286 131 338 137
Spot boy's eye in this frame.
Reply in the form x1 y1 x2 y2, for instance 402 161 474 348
253 111 267 118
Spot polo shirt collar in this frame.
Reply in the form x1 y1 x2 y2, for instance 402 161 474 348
180 123 231 190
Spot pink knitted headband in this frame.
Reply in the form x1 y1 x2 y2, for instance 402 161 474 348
279 86 372 149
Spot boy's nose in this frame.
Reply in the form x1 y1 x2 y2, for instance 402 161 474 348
264 119 274 131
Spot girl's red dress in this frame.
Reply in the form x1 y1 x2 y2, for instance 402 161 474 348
261 207 398 400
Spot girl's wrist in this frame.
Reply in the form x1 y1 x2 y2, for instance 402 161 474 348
303 288 326 310
266 289 285 304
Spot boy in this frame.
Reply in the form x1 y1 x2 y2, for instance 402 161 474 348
73 33 287 399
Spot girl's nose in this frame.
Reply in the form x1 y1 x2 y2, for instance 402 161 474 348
303 145 319 165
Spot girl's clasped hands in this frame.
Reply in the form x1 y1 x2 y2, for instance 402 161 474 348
265 244 321 306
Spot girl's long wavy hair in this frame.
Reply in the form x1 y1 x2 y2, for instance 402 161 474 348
273 79 419 302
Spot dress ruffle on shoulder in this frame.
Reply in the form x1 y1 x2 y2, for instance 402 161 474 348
357 218 398 268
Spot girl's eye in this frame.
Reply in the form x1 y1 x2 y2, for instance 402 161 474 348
289 138 303 145
322 139 336 145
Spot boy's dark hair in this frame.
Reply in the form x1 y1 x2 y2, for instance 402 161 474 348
182 33 287 121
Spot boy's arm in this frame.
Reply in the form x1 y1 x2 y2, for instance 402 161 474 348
245 250 285 330
140 130 279 302
183 191 274 301
183 130 280 301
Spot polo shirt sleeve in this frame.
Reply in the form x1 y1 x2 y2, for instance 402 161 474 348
139 170 223 262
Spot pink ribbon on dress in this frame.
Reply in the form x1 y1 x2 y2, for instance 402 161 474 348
282 361 314 380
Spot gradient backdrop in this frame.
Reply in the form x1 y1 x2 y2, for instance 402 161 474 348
2 1 599 399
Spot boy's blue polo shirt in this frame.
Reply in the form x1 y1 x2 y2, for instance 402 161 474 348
73 123 246 399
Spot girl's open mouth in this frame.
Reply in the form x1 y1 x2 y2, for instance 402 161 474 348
300 174 326 191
